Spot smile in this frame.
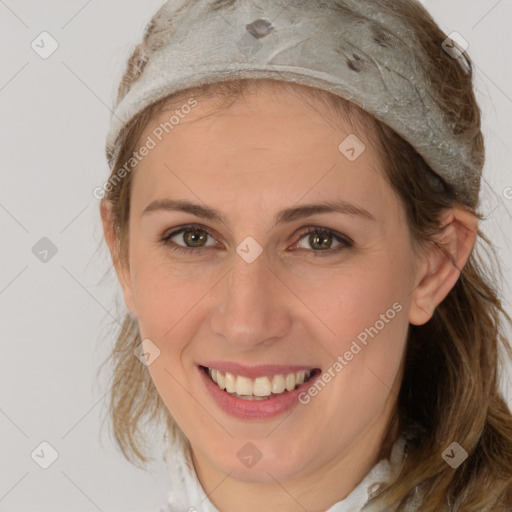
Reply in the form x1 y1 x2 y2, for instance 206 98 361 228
204 366 315 400
198 363 321 419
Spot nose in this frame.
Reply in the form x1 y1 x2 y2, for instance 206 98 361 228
209 247 292 351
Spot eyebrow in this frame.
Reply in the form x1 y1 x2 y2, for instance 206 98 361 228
141 198 376 228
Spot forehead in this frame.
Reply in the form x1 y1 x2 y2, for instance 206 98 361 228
130 81 394 216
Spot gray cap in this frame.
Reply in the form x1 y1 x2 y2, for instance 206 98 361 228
106 0 483 206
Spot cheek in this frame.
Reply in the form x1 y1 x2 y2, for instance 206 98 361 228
128 243 210 335
305 253 411 342
303 248 412 395
127 249 227 402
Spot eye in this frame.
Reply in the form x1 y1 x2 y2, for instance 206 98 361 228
292 227 352 256
160 224 218 255
161 224 352 257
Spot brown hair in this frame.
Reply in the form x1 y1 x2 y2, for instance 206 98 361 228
98 1 512 510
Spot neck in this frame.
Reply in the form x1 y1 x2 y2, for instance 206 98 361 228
191 412 401 512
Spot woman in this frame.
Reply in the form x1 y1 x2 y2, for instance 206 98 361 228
98 1 512 510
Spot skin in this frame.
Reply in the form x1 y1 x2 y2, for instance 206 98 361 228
101 80 478 512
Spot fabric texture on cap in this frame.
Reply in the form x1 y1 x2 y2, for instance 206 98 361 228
106 0 483 206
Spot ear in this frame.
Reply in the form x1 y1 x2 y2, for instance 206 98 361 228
100 200 138 317
409 207 478 326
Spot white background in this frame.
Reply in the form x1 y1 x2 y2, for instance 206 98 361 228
1 1 511 510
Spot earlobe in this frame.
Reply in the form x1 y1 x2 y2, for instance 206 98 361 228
99 200 138 318
409 207 478 326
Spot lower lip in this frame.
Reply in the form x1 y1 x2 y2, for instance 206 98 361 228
199 366 317 420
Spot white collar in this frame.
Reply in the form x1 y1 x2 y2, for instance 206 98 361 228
159 436 408 512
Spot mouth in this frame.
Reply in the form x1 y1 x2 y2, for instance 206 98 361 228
199 365 320 401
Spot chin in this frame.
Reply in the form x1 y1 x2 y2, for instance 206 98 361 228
202 438 315 483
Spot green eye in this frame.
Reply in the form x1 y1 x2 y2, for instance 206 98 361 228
293 227 352 256
161 225 216 255
160 224 353 257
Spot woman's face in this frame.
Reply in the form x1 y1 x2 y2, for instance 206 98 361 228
113 82 426 487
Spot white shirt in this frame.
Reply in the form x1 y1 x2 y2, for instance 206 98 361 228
158 436 410 512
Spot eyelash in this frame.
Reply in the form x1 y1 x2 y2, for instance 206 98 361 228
160 224 353 257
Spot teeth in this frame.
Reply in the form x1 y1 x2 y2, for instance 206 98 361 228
235 394 270 401
216 371 226 390
285 373 296 391
225 372 236 393
235 376 253 395
271 374 286 394
206 367 312 397
253 376 272 396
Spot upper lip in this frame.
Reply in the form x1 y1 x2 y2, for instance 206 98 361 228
199 361 319 379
